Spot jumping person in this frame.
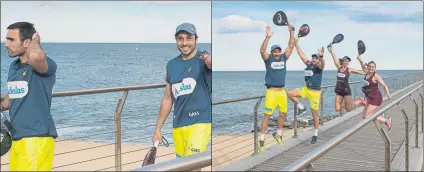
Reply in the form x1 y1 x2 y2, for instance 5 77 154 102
1 22 57 171
258 23 295 152
287 38 325 144
328 43 367 112
356 58 392 129
152 23 212 166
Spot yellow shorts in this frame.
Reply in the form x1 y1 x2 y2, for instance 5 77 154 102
172 123 211 158
264 89 288 115
297 86 321 111
10 137 55 171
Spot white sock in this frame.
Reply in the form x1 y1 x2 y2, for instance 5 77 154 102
260 134 265 141
298 103 305 109
313 129 318 136
277 129 283 136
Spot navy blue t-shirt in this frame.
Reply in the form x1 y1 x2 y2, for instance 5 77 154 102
7 56 57 140
264 54 288 87
166 50 212 128
304 60 323 90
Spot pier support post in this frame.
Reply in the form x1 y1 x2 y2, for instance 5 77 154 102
114 90 129 171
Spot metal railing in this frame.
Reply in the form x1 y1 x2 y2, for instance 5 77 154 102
282 81 423 171
211 72 422 169
131 151 211 171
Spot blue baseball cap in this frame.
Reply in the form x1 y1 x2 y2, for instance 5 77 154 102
271 45 282 52
175 23 197 36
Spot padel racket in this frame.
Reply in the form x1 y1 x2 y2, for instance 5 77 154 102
273 11 288 26
358 40 366 55
298 24 310 38
142 136 169 167
327 34 344 49
0 112 12 157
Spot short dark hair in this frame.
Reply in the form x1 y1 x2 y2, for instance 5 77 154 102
7 22 36 41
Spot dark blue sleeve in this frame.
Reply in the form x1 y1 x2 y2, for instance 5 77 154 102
45 57 57 76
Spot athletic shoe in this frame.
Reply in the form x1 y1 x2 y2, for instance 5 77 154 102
272 132 284 146
311 136 318 144
296 107 307 116
258 140 265 152
358 97 366 107
385 118 392 130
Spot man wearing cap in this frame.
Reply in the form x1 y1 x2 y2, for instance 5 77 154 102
152 23 212 161
258 23 295 152
1 22 57 170
287 38 325 144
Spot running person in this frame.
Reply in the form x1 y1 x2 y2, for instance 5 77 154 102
258 24 295 152
287 38 325 144
328 43 366 112
152 23 212 162
1 22 57 170
356 59 392 129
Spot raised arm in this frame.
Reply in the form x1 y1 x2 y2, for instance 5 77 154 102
317 47 325 70
294 38 308 64
328 43 340 69
375 73 391 99
284 23 295 58
260 26 273 61
26 33 49 74
357 55 367 72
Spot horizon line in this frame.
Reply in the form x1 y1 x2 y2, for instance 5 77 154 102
213 69 423 72
0 42 212 44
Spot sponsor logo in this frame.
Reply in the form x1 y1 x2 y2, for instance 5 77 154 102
189 111 200 117
271 61 285 69
337 73 346 78
172 78 196 99
363 80 370 86
7 81 28 99
304 70 313 76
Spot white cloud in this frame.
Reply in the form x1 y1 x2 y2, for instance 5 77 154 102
214 15 267 34
213 11 423 71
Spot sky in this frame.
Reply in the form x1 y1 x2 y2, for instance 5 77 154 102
1 1 211 43
212 1 423 71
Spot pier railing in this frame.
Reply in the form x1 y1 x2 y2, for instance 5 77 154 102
211 72 423 169
282 80 423 171
0 73 422 171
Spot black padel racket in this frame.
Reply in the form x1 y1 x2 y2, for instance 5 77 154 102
327 34 344 49
142 136 169 167
358 40 366 55
298 24 310 38
273 11 288 26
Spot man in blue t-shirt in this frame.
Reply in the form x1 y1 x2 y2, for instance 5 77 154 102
258 24 295 152
1 22 57 170
152 23 212 162
287 38 325 144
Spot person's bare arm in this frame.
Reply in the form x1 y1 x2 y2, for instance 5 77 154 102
375 73 391 99
357 55 367 73
26 33 49 74
328 43 340 69
260 26 273 61
294 38 308 65
284 23 295 58
349 68 366 75
317 47 325 70
0 96 9 111
154 83 173 134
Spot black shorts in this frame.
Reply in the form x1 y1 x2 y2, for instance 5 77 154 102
335 88 352 97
